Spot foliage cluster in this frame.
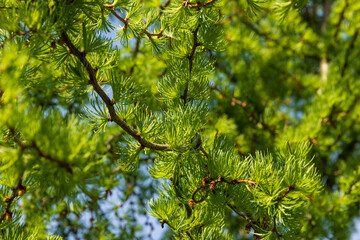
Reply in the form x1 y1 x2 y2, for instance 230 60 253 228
0 0 359 239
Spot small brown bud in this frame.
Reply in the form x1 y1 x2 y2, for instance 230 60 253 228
241 102 247 107
4 196 10 202
18 189 26 196
160 219 165 228
136 132 140 136
209 181 216 190
202 177 206 187
51 41 56 49
245 223 251 233
107 117 112 122
18 185 26 196
68 48 71 54
189 199 195 209
110 99 115 105
58 39 65 46
219 93 224 100
6 212 12 221
231 101 236 106
93 66 98 72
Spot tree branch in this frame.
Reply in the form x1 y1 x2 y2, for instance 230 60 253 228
334 0 348 39
277 184 295 202
183 0 218 8
107 8 129 27
191 176 257 204
105 6 173 39
30 141 74 174
0 180 22 224
0 5 13 9
272 216 282 240
182 25 200 105
0 29 33 48
61 32 170 150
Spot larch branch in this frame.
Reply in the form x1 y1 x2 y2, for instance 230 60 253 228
61 32 170 151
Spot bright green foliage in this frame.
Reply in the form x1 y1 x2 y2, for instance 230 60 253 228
0 0 359 239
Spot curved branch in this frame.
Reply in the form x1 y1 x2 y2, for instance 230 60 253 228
183 0 218 8
0 180 22 224
276 184 295 202
60 32 170 150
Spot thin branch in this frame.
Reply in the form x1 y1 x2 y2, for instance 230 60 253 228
272 216 282 240
186 232 195 240
183 0 218 8
31 142 73 174
108 8 129 27
182 25 200 105
199 146 209 159
160 0 171 10
105 6 172 39
61 32 170 151
0 29 33 48
8 128 74 174
0 5 13 9
227 204 254 225
188 25 200 74
277 184 295 202
145 29 174 39
211 85 277 136
191 176 256 203
160 0 171 16
0 180 22 224
334 0 348 39
0 89 3 106
129 38 140 76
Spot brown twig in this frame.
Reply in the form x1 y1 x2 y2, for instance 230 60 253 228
0 29 33 48
199 146 209 159
128 38 140 76
227 204 256 228
191 176 257 203
0 180 22 224
276 184 295 202
211 85 277 136
160 219 194 239
61 32 170 150
160 0 171 11
29 142 74 174
0 89 3 106
183 0 218 8
8 128 74 174
145 29 173 39
272 216 282 240
0 5 13 9
105 6 172 39
182 25 200 105
107 8 129 27
334 0 348 39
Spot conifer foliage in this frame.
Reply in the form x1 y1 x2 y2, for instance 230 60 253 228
0 0 358 239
